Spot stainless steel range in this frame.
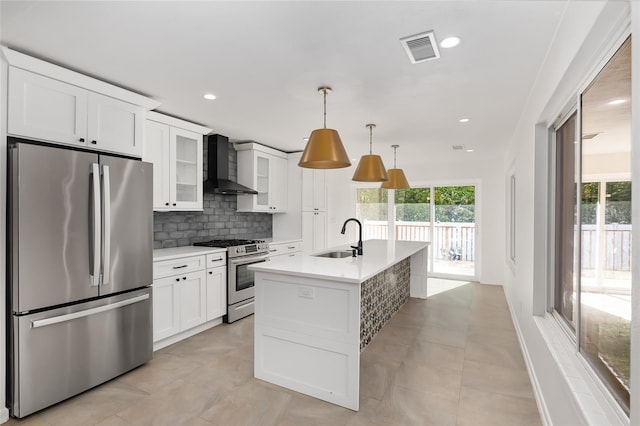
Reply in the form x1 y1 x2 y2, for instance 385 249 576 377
194 239 269 323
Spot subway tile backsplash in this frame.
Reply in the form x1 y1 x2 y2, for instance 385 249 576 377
153 195 272 249
153 139 272 249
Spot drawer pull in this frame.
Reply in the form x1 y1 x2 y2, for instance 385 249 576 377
269 249 277 252
172 265 188 269
287 246 296 249
210 258 224 262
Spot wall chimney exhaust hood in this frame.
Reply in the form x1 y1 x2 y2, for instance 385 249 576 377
204 134 258 195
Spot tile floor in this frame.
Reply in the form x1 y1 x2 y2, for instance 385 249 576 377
7 280 541 426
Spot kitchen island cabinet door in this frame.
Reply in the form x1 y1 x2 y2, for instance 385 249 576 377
152 276 180 341
206 266 226 321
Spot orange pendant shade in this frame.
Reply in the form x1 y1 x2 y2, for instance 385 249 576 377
352 154 389 182
381 168 410 189
298 128 351 169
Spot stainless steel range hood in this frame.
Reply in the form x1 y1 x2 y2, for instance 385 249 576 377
204 134 258 195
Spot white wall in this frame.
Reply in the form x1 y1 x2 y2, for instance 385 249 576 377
325 154 505 285
504 1 631 424
0 50 8 423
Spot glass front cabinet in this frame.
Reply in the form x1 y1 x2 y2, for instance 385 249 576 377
143 111 210 211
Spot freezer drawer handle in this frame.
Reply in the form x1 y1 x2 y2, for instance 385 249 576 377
30 294 150 329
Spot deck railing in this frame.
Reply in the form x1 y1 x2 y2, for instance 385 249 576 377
363 220 633 271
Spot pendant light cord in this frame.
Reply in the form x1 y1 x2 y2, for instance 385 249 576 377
323 89 327 129
369 126 373 155
392 144 399 168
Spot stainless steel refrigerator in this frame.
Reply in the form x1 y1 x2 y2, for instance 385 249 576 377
7 139 154 418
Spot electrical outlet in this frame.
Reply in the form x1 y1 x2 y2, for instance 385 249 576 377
298 287 315 299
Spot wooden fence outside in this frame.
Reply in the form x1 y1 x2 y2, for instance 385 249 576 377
364 221 633 271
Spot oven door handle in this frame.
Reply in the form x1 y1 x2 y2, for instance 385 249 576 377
229 254 271 266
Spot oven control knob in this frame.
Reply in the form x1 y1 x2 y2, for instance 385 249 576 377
235 248 241 254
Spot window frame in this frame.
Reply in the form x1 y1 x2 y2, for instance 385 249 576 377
545 30 632 422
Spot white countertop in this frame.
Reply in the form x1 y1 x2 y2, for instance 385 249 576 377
250 239 429 283
153 246 226 261
264 237 302 245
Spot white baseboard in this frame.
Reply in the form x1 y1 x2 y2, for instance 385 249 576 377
0 407 9 423
503 290 552 426
153 317 223 351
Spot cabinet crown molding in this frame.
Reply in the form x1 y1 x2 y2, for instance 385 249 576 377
1 45 160 110
233 142 287 159
147 111 211 135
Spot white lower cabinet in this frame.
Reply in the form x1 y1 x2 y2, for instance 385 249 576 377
206 265 226 321
152 249 227 349
268 240 302 260
178 270 207 331
152 275 180 342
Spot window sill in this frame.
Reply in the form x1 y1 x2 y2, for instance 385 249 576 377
534 313 629 426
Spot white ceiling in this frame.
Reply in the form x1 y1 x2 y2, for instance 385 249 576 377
0 1 570 167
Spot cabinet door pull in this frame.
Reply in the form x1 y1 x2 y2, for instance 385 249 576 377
79 138 85 142
209 271 213 275
182 277 187 280
175 278 180 282
91 140 97 145
172 203 177 206
172 265 188 269
165 202 170 206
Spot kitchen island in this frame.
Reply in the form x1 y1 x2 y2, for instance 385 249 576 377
250 239 429 411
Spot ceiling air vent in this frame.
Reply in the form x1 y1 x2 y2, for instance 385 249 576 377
400 31 440 64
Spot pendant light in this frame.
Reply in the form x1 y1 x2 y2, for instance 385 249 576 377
381 145 410 189
298 87 351 169
352 124 389 182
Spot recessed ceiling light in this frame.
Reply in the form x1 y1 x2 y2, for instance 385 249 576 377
607 99 626 105
459 118 470 123
466 149 474 153
203 93 217 100
440 36 461 49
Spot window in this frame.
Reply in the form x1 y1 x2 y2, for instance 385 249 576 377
551 36 631 413
356 184 477 279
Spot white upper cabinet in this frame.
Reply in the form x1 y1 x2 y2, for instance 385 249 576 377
8 68 88 147
301 168 327 212
4 46 158 158
236 143 288 213
143 111 210 212
145 120 172 208
87 92 144 156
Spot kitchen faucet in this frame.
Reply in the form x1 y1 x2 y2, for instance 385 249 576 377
340 218 363 256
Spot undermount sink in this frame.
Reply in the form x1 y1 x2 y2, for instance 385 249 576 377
313 250 354 259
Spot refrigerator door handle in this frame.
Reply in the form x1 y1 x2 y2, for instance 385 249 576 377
90 163 101 287
30 294 150 329
101 165 111 285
